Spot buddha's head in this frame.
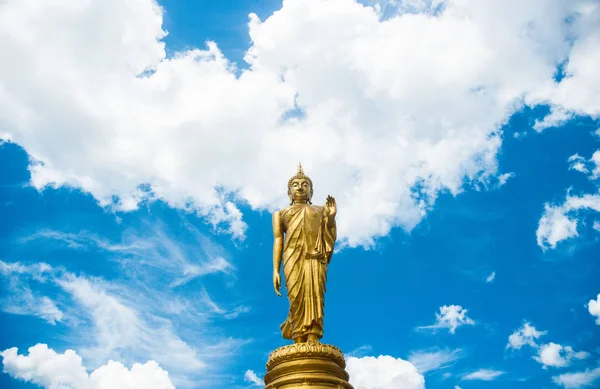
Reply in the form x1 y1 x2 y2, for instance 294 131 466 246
288 163 313 205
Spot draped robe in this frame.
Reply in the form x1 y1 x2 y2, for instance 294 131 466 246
279 203 337 340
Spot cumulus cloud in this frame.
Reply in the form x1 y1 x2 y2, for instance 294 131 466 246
1 0 599 247
507 322 547 350
588 294 600 324
534 342 589 368
568 154 589 174
1 344 175 389
418 305 475 334
538 150 600 249
537 194 600 249
243 369 262 386
462 369 504 381
408 348 462 373
553 367 600 388
567 151 600 178
346 355 425 389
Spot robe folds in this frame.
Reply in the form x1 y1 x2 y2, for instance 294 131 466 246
279 203 336 340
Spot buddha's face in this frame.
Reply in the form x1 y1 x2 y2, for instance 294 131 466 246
289 178 312 203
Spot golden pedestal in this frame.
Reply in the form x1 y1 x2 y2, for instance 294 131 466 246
264 343 354 389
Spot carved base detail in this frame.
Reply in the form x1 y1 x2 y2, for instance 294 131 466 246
264 343 354 389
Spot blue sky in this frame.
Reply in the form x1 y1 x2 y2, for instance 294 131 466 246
1 1 600 389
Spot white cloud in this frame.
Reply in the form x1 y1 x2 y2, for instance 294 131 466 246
1 0 599 247
526 1 600 120
534 342 589 368
454 386 462 389
1 344 175 389
588 294 600 324
485 271 496 283
533 105 573 131
537 194 600 249
0 260 63 324
346 355 425 389
347 345 374 358
23 223 236 289
418 305 475 334
56 274 207 373
2 292 63 325
243 369 262 386
539 149 600 250
553 367 600 388
498 173 514 187
0 259 245 387
591 150 600 179
506 322 547 350
568 154 589 174
198 288 250 319
408 348 462 373
462 369 504 381
567 151 600 178
0 261 53 280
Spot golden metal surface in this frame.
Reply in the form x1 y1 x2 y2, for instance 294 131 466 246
264 343 353 389
272 164 337 344
267 165 352 389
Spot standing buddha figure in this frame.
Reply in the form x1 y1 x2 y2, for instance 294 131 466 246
272 164 337 343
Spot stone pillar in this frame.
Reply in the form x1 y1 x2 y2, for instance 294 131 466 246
264 343 354 389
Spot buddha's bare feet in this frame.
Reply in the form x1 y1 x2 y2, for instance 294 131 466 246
294 336 307 343
306 334 320 343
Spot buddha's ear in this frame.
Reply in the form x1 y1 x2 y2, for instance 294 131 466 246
288 190 294 205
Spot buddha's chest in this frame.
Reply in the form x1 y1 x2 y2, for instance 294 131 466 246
282 205 323 233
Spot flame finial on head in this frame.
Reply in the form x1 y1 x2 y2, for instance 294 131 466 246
287 162 313 204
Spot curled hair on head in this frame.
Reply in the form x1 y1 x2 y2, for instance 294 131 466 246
287 163 313 205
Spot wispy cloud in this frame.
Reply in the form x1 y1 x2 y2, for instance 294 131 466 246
56 273 207 372
244 369 263 386
2 287 63 325
553 367 600 388
346 345 373 358
462 369 504 381
0 260 62 324
0 229 248 388
198 288 250 319
417 305 475 334
498 173 515 187
408 348 463 374
22 221 235 289
485 271 496 283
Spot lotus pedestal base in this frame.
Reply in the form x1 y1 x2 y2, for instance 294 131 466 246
264 343 354 389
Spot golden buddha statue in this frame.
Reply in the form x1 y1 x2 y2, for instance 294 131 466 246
272 164 337 343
